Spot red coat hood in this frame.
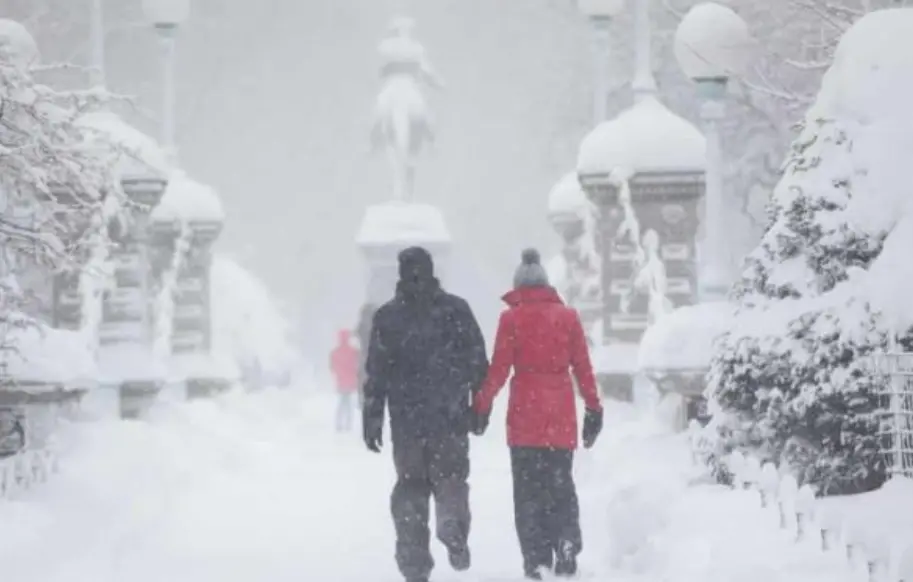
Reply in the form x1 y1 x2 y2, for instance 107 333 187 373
501 286 564 307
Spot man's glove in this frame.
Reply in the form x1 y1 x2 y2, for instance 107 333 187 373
582 408 603 449
363 415 383 453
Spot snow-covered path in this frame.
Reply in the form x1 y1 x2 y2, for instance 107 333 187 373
0 388 857 582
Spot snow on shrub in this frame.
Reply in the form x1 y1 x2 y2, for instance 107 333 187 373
702 8 913 495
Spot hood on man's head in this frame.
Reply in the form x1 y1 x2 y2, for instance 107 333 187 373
398 246 435 281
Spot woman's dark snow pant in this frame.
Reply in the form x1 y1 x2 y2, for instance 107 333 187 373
510 447 581 577
391 433 471 581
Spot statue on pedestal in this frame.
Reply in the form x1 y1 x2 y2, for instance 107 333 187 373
371 17 443 202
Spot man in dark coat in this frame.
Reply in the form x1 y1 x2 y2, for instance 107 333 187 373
362 246 489 582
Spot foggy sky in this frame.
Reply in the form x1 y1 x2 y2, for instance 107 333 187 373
88 0 601 354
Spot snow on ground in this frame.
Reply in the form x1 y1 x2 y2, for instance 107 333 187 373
0 385 861 582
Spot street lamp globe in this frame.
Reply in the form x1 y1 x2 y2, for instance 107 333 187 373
0 19 39 70
142 0 190 35
578 0 625 22
674 2 751 95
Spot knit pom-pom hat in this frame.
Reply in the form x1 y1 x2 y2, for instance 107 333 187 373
513 248 550 289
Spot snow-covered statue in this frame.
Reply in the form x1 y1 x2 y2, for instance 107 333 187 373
371 16 443 202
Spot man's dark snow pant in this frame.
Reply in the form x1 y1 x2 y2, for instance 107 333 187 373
510 447 582 576
391 433 471 581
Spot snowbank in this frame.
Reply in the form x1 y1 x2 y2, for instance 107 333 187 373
0 19 39 70
77 112 170 181
169 352 240 382
211 255 297 377
817 477 913 548
593 342 641 375
577 96 705 177
639 302 734 372
152 170 225 223
97 345 166 384
356 201 450 246
0 319 95 387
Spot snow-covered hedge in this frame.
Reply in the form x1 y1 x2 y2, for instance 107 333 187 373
703 8 913 495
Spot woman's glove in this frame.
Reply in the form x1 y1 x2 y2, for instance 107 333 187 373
471 409 490 436
582 408 603 449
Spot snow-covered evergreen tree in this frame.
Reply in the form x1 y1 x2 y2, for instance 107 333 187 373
702 8 913 494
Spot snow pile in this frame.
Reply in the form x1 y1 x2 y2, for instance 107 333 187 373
97 344 166 384
169 352 240 383
211 255 297 378
0 19 38 70
152 170 225 224
639 302 734 372
356 201 450 246
704 8 913 494
577 96 705 176
77 112 170 181
592 342 640 375
0 317 95 386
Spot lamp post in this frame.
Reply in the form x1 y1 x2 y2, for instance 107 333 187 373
89 0 106 88
673 2 752 301
577 0 624 123
142 0 190 159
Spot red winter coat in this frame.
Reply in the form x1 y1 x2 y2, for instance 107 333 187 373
330 330 359 394
473 287 602 450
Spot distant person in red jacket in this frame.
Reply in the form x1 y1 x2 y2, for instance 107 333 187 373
472 248 604 580
330 329 360 432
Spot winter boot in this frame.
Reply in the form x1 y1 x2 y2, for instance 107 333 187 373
554 540 578 577
447 544 471 571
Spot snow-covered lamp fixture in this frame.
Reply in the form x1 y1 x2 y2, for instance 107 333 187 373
674 2 752 98
143 0 189 159
0 19 39 70
577 0 625 22
142 0 190 36
674 2 752 300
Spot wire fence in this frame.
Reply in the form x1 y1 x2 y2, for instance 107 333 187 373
866 352 913 479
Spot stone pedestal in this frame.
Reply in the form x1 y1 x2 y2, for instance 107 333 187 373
356 202 451 305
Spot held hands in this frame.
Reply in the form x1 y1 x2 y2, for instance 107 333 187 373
471 408 490 436
582 408 604 449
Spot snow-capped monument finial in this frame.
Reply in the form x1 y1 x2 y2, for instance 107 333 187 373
371 16 443 203
632 0 658 101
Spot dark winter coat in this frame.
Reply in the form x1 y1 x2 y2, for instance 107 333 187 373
473 286 602 450
363 276 489 441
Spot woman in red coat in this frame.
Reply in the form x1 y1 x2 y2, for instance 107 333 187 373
472 249 603 580
330 329 360 432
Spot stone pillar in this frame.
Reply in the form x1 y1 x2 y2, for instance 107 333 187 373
100 175 168 419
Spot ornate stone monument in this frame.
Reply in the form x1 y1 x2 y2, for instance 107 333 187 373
574 0 707 402
358 16 451 306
